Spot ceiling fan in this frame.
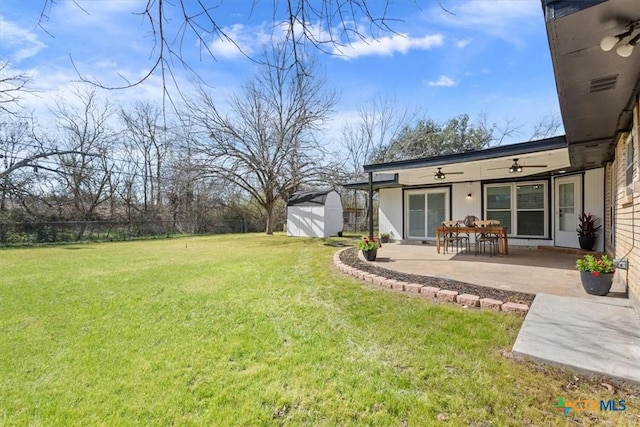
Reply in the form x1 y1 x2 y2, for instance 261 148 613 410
488 158 547 173
419 167 464 180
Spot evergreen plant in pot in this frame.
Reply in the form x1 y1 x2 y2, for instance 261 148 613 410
576 213 601 251
379 232 390 243
576 254 615 296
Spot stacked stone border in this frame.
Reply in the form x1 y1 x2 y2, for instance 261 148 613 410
333 248 529 314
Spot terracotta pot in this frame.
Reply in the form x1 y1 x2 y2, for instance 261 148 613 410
579 271 613 296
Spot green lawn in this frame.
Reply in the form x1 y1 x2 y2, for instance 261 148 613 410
1 234 637 425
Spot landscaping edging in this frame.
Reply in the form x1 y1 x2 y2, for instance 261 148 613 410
333 248 529 314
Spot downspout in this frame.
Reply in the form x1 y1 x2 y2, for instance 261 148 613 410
368 172 374 240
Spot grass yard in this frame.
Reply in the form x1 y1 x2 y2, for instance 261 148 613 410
1 234 638 425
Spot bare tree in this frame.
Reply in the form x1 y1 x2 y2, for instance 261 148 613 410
120 102 172 212
529 113 562 140
51 87 118 238
188 43 336 234
342 95 416 173
38 1 400 105
0 61 33 117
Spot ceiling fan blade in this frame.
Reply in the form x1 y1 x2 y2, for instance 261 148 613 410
488 164 547 170
416 171 464 178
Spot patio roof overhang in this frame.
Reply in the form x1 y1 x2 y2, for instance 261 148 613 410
542 0 640 167
360 136 570 185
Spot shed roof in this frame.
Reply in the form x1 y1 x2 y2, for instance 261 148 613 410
287 189 337 207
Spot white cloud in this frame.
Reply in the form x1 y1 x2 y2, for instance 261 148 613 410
456 38 472 49
0 17 47 62
431 0 539 47
335 33 444 59
428 75 457 87
208 24 261 59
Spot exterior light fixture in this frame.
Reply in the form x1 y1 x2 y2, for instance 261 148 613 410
434 167 446 180
616 33 640 57
509 159 523 173
600 21 640 57
467 193 472 199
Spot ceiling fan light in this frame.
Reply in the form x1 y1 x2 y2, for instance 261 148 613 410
509 164 523 173
616 43 634 57
600 35 620 51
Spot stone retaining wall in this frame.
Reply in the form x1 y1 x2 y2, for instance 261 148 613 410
333 249 529 314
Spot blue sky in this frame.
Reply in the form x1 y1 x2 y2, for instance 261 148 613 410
0 0 562 147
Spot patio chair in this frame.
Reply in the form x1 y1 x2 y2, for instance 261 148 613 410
473 221 499 256
441 220 470 254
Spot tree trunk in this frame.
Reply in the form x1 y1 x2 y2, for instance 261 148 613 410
265 204 274 235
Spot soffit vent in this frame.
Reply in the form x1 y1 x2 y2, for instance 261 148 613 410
588 75 618 93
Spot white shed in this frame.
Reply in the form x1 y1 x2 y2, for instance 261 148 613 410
287 190 343 238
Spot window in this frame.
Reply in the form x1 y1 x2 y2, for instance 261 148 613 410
485 182 547 237
625 134 635 195
486 186 511 233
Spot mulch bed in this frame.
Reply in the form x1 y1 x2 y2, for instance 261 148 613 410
339 247 535 305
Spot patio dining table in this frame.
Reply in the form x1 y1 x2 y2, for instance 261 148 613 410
435 225 509 255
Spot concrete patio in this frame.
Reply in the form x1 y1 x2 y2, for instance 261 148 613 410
371 242 628 298
362 242 639 384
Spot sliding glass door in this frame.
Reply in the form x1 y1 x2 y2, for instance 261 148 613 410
406 189 448 239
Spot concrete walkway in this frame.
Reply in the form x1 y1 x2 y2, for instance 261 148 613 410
513 294 640 384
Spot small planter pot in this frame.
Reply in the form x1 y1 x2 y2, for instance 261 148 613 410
579 271 613 296
362 249 377 261
379 236 389 243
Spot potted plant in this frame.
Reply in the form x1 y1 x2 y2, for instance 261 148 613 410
379 232 390 243
576 212 601 251
358 236 381 261
576 254 615 295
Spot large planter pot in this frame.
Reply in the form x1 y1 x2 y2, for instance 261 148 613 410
362 249 377 261
578 236 596 251
579 271 613 296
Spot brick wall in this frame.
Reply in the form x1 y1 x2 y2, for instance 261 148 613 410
607 97 640 314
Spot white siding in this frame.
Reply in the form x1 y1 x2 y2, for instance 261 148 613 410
584 168 605 252
452 182 482 220
287 206 325 237
286 190 343 237
379 188 403 240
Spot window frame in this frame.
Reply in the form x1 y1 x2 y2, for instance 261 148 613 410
484 181 548 238
404 187 450 240
625 133 635 195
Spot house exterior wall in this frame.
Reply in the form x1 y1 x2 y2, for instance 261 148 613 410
452 182 481 220
379 188 403 240
607 97 640 314
584 168 605 252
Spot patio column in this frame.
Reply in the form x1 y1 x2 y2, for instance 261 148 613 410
368 172 374 240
